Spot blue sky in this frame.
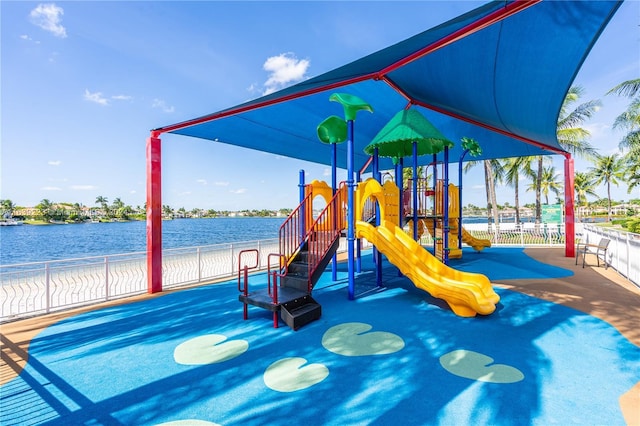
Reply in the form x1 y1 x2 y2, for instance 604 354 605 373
1 1 638 211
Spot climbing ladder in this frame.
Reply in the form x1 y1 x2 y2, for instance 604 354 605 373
238 184 346 330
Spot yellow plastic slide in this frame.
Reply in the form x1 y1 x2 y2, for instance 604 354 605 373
356 220 499 317
461 227 491 251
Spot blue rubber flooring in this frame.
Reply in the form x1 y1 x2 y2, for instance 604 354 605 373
1 248 638 425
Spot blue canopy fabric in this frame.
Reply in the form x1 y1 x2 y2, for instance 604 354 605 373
157 0 622 172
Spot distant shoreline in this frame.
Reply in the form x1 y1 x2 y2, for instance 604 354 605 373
16 216 284 226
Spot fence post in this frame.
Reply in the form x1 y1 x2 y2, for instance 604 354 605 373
197 247 202 283
257 241 262 269
520 224 524 246
45 262 51 313
105 256 110 301
626 232 631 280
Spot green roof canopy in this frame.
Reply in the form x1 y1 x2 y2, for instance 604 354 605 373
365 109 454 160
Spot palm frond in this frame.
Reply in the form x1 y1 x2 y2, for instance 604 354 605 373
607 78 640 98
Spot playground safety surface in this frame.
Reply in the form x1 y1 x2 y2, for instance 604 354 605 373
1 247 639 425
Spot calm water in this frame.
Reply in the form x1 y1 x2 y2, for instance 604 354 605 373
0 218 284 266
0 215 581 266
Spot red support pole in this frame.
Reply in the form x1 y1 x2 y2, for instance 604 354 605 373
146 133 163 293
564 155 575 257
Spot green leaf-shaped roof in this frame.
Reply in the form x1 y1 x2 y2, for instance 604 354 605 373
317 115 347 144
364 109 453 158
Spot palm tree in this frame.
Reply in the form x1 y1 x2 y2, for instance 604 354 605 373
485 160 503 227
71 202 85 222
95 196 109 218
625 157 640 196
531 86 600 223
608 78 640 160
538 166 562 205
0 199 16 218
556 86 600 159
112 197 124 210
36 199 53 222
573 172 598 221
589 154 625 222
464 158 503 227
162 204 175 219
111 197 125 219
402 166 428 188
502 156 535 223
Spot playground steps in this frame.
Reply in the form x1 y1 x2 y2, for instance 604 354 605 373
239 286 309 312
240 235 339 330
280 294 322 330
281 237 340 291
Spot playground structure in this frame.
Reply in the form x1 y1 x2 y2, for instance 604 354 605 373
404 177 491 260
239 176 500 329
238 96 501 330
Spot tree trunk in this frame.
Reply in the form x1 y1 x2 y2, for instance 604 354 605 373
484 161 492 226
484 161 500 236
515 174 520 224
536 156 543 224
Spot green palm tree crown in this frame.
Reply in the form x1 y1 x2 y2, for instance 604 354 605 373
527 166 562 205
608 78 640 159
589 154 625 221
556 86 601 160
573 172 598 207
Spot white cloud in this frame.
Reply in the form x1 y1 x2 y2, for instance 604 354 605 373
20 34 40 44
42 186 62 191
214 181 229 186
196 179 208 185
246 83 259 95
84 89 109 106
29 3 67 38
70 185 97 190
262 53 309 95
129 190 137 194
112 94 133 101
323 168 331 177
152 99 175 113
48 160 61 166
230 188 247 194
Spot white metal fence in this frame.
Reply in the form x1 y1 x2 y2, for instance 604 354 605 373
0 239 279 321
2 224 637 321
579 224 640 286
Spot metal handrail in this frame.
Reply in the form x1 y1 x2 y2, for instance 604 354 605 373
303 184 347 291
278 192 313 268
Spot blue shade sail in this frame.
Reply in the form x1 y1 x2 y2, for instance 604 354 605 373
158 0 622 172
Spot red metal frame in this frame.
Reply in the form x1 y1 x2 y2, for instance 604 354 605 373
564 154 575 257
267 253 286 328
237 249 259 320
146 135 162 294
